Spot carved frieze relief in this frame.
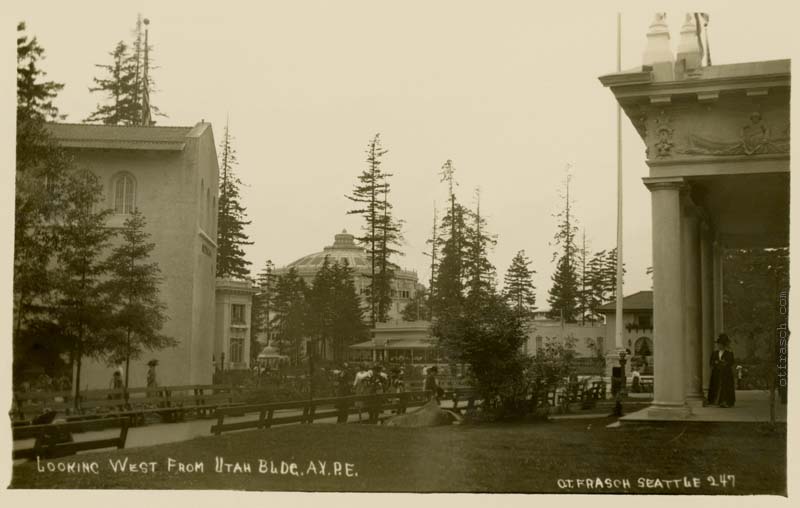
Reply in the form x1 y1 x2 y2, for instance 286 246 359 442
676 111 790 156
643 105 790 160
653 110 674 158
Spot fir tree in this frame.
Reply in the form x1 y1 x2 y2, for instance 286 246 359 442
376 179 404 321
603 247 625 300
270 268 308 364
86 15 164 125
547 169 580 322
253 260 276 359
17 22 63 122
216 121 253 279
432 161 469 319
464 188 497 302
103 210 175 388
576 231 590 325
128 14 162 125
423 204 439 318
306 257 338 360
84 41 138 124
346 133 402 325
503 250 537 319
52 170 117 406
585 249 608 324
14 22 72 384
329 260 368 361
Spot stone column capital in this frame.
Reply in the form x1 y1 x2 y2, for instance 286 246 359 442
643 176 685 192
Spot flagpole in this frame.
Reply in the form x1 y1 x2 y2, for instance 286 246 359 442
614 12 624 354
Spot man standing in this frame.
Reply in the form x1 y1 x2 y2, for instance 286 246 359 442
424 366 444 403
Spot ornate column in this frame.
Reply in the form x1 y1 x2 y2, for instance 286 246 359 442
682 202 703 405
645 177 689 416
700 223 714 393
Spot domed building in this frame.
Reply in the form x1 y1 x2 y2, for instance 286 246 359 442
274 230 419 321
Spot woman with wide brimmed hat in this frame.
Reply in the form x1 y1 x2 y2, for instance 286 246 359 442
146 359 159 388
707 333 736 407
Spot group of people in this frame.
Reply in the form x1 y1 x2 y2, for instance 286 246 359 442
333 363 444 401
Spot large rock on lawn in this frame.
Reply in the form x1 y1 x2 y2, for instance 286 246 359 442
383 399 461 427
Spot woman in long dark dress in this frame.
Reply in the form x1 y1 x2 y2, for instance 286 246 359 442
707 333 736 407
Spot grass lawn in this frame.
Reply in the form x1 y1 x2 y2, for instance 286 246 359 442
11 417 785 494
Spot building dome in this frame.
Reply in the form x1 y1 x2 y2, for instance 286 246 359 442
275 230 419 322
286 230 368 269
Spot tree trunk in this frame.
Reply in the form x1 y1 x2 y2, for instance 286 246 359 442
125 335 131 390
73 346 83 412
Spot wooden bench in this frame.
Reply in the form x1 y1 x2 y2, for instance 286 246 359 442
13 417 129 461
210 391 431 435
446 388 479 413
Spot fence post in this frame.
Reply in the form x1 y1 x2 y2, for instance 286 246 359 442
213 410 224 436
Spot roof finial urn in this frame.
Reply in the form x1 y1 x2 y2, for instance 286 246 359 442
642 12 675 81
676 13 702 76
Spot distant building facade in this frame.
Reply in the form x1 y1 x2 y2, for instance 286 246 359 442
598 290 654 374
215 278 259 372
47 122 220 389
524 320 606 359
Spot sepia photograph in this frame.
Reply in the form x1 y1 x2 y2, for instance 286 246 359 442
1 0 794 500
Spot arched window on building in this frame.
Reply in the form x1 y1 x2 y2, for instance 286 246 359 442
113 173 136 214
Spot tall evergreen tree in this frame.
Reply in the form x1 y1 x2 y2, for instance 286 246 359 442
603 247 624 299
576 231 590 325
306 257 338 360
14 22 72 384
128 15 161 125
252 260 276 360
270 268 308 364
464 188 497 302
85 15 163 125
329 260 368 361
432 161 469 319
585 249 608 324
423 204 439 318
375 175 404 322
346 133 402 325
103 210 175 388
216 121 253 278
547 170 580 322
84 42 137 124
17 22 63 123
53 170 117 406
503 250 537 319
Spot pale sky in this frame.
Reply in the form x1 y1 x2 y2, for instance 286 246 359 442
3 1 796 304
